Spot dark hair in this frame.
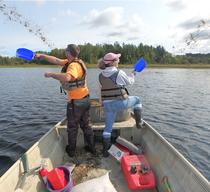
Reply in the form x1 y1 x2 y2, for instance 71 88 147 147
65 44 80 57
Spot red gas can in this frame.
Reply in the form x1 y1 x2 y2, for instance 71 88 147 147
121 154 156 190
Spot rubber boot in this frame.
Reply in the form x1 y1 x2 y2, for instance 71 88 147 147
103 137 111 158
134 109 143 129
66 141 76 157
84 135 96 155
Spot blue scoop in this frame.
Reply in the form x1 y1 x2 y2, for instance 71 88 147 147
133 58 146 72
16 48 37 60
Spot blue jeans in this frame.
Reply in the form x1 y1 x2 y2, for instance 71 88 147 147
102 96 142 138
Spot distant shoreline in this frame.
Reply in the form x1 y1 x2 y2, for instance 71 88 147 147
1 64 210 69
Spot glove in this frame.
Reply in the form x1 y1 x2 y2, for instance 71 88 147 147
132 70 137 76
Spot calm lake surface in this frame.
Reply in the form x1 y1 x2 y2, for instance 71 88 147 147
0 67 210 181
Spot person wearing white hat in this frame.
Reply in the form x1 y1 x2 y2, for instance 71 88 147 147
97 52 143 157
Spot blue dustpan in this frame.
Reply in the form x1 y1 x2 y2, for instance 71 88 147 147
16 48 36 60
134 58 146 72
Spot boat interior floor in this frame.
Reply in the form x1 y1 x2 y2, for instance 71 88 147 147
61 143 158 192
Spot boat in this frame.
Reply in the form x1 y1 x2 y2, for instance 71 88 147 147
0 99 209 192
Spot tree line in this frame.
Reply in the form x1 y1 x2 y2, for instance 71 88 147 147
1 42 210 66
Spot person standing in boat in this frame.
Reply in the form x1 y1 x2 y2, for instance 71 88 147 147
97 52 143 157
35 44 96 157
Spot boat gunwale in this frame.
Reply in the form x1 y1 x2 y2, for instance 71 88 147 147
143 120 210 187
0 119 64 183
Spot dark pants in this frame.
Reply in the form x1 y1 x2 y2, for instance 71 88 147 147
66 99 94 144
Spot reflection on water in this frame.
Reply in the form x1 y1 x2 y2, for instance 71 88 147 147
0 67 209 181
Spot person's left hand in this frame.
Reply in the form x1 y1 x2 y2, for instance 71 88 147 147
44 71 52 78
132 70 137 76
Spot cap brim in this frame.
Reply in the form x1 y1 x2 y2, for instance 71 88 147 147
104 54 121 64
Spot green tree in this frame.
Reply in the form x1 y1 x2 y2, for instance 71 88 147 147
2 42 210 66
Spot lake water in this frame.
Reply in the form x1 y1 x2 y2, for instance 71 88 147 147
0 67 209 182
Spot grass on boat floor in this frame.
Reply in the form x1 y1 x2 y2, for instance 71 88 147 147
62 145 107 186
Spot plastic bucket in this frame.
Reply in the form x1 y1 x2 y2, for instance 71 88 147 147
133 58 146 72
47 166 73 192
90 98 130 122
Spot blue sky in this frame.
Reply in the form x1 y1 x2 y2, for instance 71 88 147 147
1 0 210 57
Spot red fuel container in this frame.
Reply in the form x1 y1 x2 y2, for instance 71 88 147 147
47 167 67 190
121 154 156 190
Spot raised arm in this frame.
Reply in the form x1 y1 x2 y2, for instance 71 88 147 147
117 70 135 86
35 53 63 66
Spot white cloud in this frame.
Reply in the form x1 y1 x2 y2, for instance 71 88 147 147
183 39 210 53
177 17 203 30
77 7 146 41
105 14 145 40
163 0 196 12
163 0 210 53
0 46 6 50
58 9 78 17
77 7 124 28
40 17 58 30
123 14 145 33
34 0 46 7
50 17 58 24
